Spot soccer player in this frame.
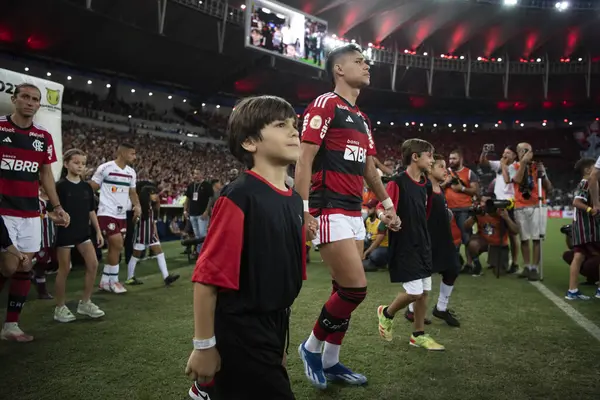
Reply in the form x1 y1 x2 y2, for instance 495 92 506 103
376 139 445 351
90 143 141 293
185 95 314 400
125 185 180 286
566 158 600 300
53 149 105 322
0 83 69 342
295 43 399 389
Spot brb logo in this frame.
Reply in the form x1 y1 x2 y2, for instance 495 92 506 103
1 157 40 173
343 140 367 163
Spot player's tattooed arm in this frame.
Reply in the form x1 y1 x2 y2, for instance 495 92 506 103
295 142 319 240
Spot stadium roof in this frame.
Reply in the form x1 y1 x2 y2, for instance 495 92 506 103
281 0 600 58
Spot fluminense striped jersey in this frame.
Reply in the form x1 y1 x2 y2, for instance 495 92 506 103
39 197 56 248
572 179 600 246
91 160 136 219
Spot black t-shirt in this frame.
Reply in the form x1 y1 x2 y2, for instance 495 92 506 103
55 178 95 239
426 187 461 274
191 171 306 314
386 172 432 283
0 216 12 249
186 181 213 216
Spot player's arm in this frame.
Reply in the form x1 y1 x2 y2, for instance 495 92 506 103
88 164 103 192
295 142 319 204
573 181 593 213
191 195 244 345
365 157 390 204
40 164 61 210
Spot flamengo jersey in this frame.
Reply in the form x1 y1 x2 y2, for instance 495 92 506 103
0 115 57 218
301 92 376 216
92 161 136 219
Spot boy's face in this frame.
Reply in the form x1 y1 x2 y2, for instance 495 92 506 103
429 159 447 181
415 151 433 172
255 118 300 165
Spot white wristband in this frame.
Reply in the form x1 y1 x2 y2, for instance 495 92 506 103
193 337 216 350
377 211 384 219
381 197 394 210
303 200 309 213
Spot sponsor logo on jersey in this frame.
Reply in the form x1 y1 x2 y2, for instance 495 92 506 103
0 157 40 173
301 113 310 135
320 117 331 139
110 186 126 193
46 88 60 106
47 144 53 160
0 126 15 133
336 104 350 111
343 145 367 163
29 132 45 139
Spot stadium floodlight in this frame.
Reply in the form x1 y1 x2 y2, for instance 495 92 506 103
477 56 482 61
368 42 373 47
261 7 271 14
67 76 72 80
494 123 498 127
569 121 573 125
420 123 424 127
474 124 479 128
183 99 187 103
46 72 51 77
503 0 518 6
440 54 446 58
202 103 206 107
168 95 173 99
149 92 153 96
24 67 29 71
377 121 381 125
578 57 583 62
241 4 246 10
390 122 394 126
555 1 569 11
216 105 221 109
497 58 503 62
351 39 356 44
520 123 524 127
542 122 546 126
131 89 135 93
106 83 111 88
448 123 452 127
405 122 409 126
423 52 428 56
128 115 132 119
87 80 92 85
433 123 438 127
460 55 465 60
193 111 198 114
462 124 467 128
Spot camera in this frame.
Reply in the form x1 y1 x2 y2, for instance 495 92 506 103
469 198 515 216
450 177 460 186
560 224 572 236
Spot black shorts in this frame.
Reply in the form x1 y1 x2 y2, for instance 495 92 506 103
202 308 295 400
55 231 91 248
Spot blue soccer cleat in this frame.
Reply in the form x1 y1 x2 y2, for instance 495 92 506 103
324 362 368 385
298 342 327 389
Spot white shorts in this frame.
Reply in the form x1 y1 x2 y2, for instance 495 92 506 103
312 214 366 246
402 277 432 295
133 241 160 251
515 207 547 241
1 216 41 253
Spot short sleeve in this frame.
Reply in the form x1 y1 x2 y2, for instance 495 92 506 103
44 131 57 164
91 164 106 185
185 184 191 199
595 156 600 170
489 160 501 173
377 220 387 233
508 163 518 180
130 169 137 188
301 96 335 146
88 184 96 212
574 180 589 202
191 195 245 290
469 170 479 183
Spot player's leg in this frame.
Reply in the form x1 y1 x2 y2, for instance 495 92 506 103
565 249 589 300
299 215 367 389
32 250 53 299
150 243 180 286
1 216 39 342
75 240 105 318
98 217 126 293
53 245 77 323
126 219 145 285
433 269 461 327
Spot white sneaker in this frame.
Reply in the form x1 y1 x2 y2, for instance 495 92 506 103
54 305 76 323
0 322 34 342
77 300 105 318
110 281 127 294
99 281 112 292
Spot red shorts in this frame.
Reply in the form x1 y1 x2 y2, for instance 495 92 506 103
98 216 127 237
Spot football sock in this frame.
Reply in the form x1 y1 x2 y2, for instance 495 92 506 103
437 282 454 312
383 306 394 319
408 302 414 313
322 342 341 369
156 253 169 279
101 265 111 284
6 272 31 323
412 331 425 337
110 265 120 282
331 280 340 297
127 257 139 280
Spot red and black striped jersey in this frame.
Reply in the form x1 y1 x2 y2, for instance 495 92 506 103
301 92 376 216
0 115 57 218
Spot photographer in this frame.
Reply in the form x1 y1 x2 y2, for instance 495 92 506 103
479 144 520 273
561 225 600 292
512 143 552 281
362 199 389 271
463 194 519 275
443 149 480 269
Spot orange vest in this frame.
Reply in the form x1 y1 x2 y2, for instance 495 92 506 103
445 167 474 209
450 216 462 246
514 162 545 208
478 214 508 246
362 188 377 207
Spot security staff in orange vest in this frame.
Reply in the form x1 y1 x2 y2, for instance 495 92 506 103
512 142 552 282
442 150 480 271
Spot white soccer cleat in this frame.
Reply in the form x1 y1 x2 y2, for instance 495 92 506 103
110 281 127 294
99 281 112 292
0 322 34 342
77 301 105 318
54 305 77 323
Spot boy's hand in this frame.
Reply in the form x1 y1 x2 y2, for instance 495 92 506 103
304 213 318 241
96 232 105 248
